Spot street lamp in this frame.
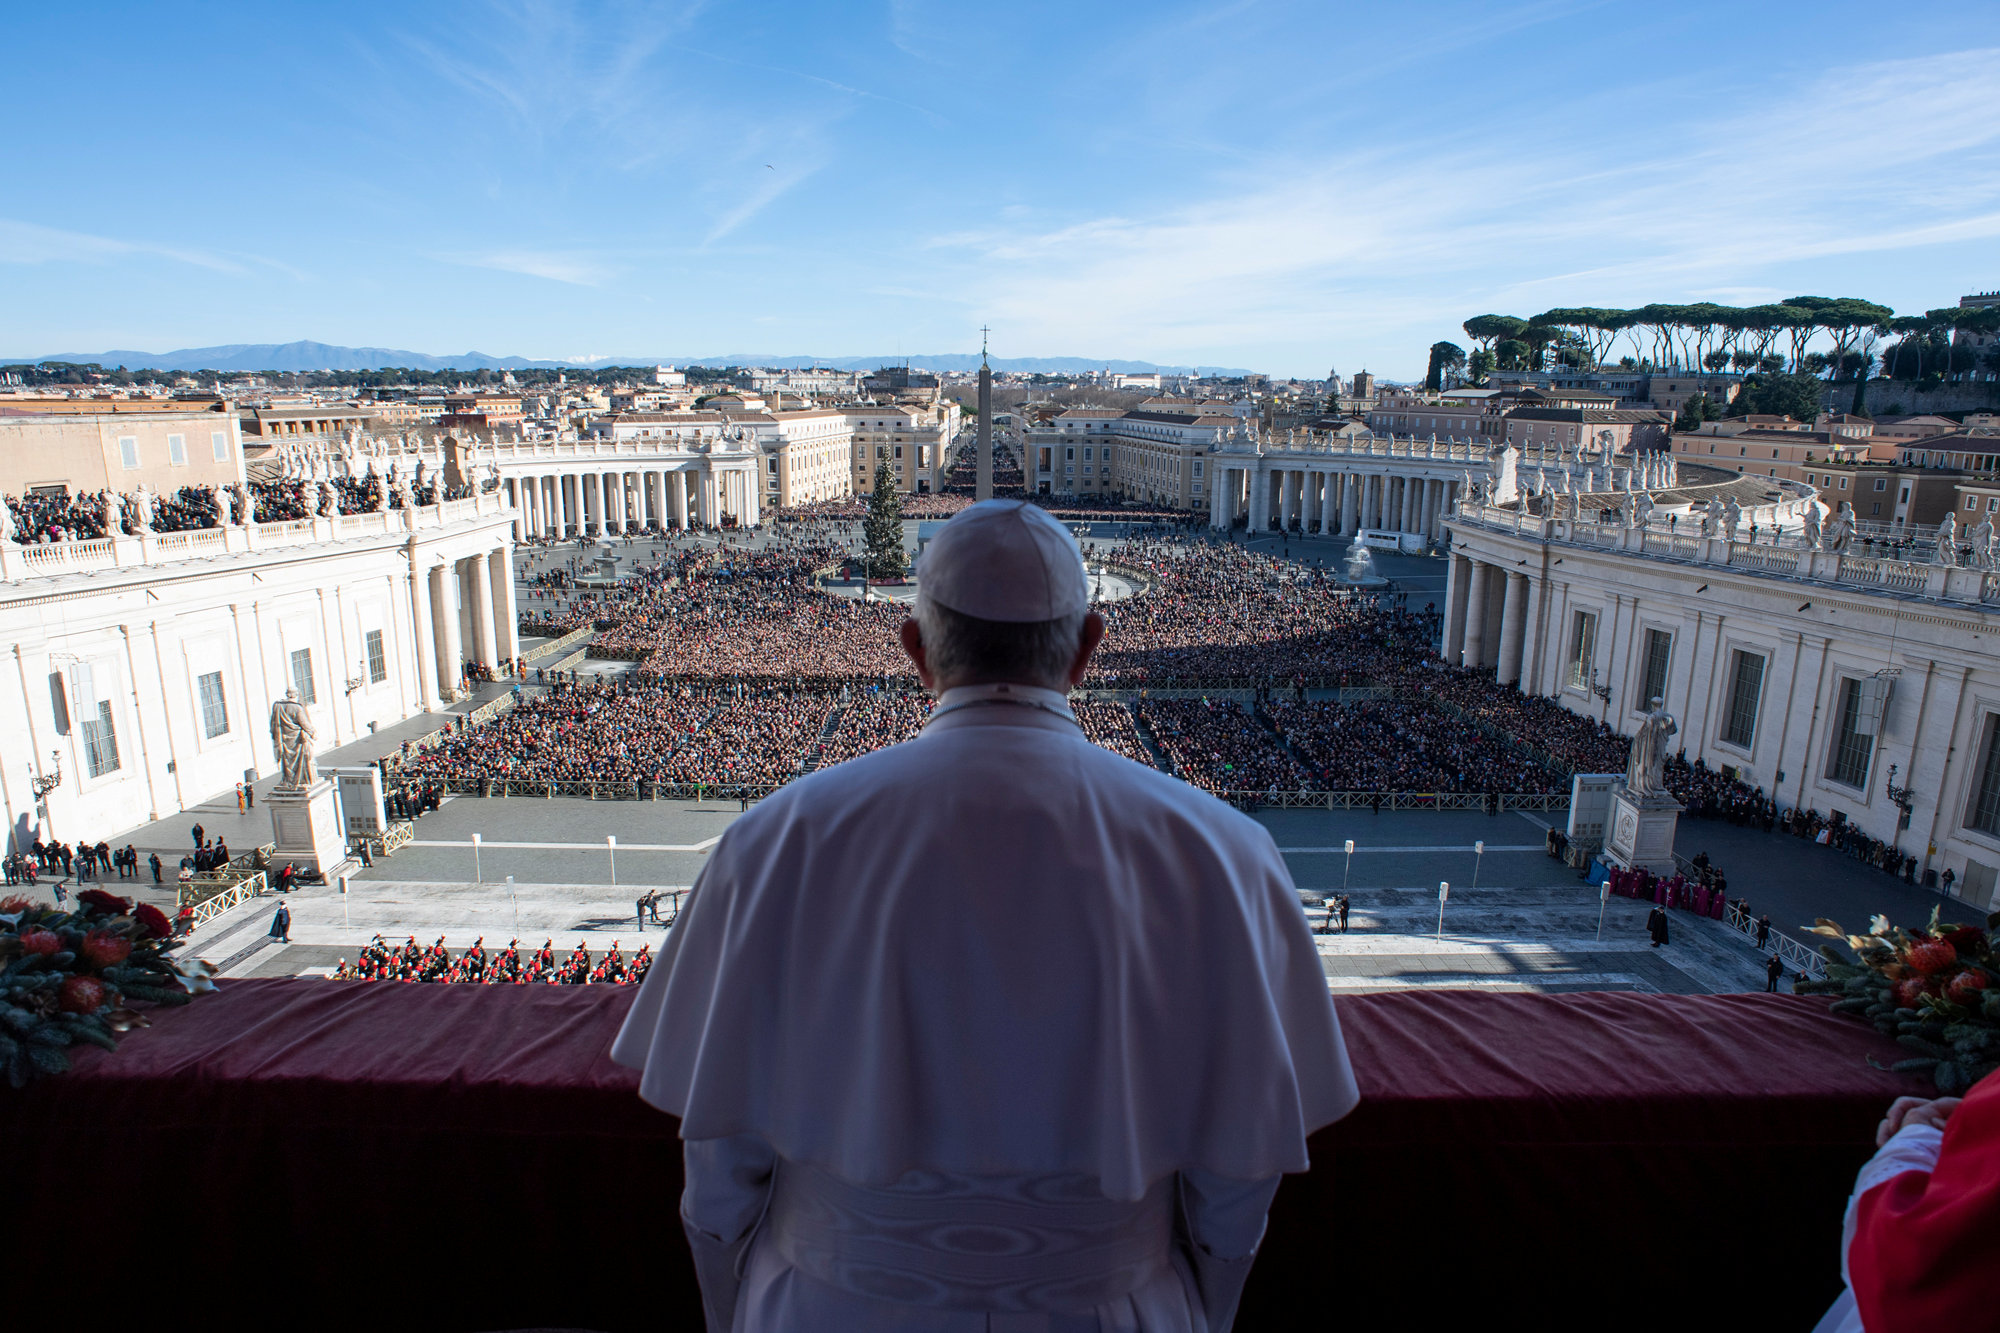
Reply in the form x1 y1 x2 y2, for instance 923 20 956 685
1342 839 1354 897
1437 881 1450 941
1472 839 1485 891
30 750 62 803
1884 764 1916 831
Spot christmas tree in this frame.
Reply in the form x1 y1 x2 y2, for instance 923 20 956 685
863 460 907 580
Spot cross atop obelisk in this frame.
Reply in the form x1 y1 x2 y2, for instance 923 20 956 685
975 326 994 501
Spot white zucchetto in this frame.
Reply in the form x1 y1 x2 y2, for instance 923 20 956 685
915 499 1091 622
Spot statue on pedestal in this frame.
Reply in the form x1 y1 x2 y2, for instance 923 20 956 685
214 483 233 527
1721 498 1742 542
1801 500 1823 551
235 482 259 528
1933 513 1960 566
269 689 316 789
1625 700 1678 800
1967 515 1995 570
131 484 156 533
1822 502 1855 553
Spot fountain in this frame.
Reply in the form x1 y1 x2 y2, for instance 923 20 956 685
573 543 624 590
1338 537 1389 588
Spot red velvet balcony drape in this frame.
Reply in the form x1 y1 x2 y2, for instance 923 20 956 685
4 981 1921 1332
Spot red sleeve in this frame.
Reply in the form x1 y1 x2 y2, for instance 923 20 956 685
1849 1070 2000 1331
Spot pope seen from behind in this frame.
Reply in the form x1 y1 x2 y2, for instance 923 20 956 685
613 499 1360 1332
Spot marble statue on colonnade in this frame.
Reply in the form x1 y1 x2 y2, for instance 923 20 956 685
235 482 257 528
1934 513 1960 567
1632 492 1655 529
1822 502 1855 552
1967 516 1995 570
214 483 233 526
1721 498 1742 542
1801 500 1823 550
318 482 340 519
130 483 156 533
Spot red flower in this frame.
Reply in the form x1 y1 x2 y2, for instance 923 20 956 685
0 894 34 915
1906 939 1958 975
75 889 131 916
1946 971 1990 1007
17 928 62 957
58 975 108 1014
1943 926 1988 955
1892 976 1930 1010
131 903 172 939
80 929 132 969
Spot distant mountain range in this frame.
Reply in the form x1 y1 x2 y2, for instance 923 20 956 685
19 340 1256 378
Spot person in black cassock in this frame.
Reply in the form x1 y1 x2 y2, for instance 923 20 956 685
1646 906 1670 948
1765 953 1785 993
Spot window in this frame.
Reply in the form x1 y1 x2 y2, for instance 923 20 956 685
1640 629 1672 709
211 430 230 462
82 701 120 778
1826 677 1873 789
366 629 387 683
71 662 121 778
1969 496 1979 510
196 670 229 739
1567 610 1597 689
1875 479 1887 491
1840 478 1848 489
290 648 316 705
1970 716 2000 838
168 434 187 465
1066 448 1075 460
1899 486 1910 503
1722 650 1765 749
1082 447 1093 460
118 437 139 469
1192 461 1204 476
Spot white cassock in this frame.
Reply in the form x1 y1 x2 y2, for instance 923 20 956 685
614 682 1359 1333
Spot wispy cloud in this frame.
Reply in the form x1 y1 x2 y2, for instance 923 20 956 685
0 218 248 273
927 47 2000 362
441 249 614 286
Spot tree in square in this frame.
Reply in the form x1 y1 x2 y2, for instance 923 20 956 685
863 460 907 580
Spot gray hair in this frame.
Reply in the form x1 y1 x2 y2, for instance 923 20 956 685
912 595 1087 688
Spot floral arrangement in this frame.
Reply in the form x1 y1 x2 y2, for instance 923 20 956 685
0 889 216 1088
1800 907 2000 1094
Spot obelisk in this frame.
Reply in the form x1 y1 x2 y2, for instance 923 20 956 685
976 327 994 502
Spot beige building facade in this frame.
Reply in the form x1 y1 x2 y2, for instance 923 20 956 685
0 407 246 498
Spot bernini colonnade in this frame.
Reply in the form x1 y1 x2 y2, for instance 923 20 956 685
1206 436 1491 541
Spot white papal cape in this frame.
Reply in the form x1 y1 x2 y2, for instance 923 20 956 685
614 684 1359 1332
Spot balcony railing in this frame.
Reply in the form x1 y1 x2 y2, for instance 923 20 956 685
0 490 514 583
1452 503 2000 607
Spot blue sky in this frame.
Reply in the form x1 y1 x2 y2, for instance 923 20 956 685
4 0 1997 378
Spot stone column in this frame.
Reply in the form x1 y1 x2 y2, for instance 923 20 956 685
1461 560 1490 669
699 471 720 527
470 551 498 668
430 562 461 698
1278 471 1295 530
409 558 438 711
1403 477 1418 532
1495 571 1528 686
1442 554 1470 665
1340 473 1358 535
670 471 689 529
489 548 518 665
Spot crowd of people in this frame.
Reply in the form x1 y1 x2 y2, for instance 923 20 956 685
1261 699 1565 795
332 934 652 985
1 476 477 543
1133 698 1310 795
